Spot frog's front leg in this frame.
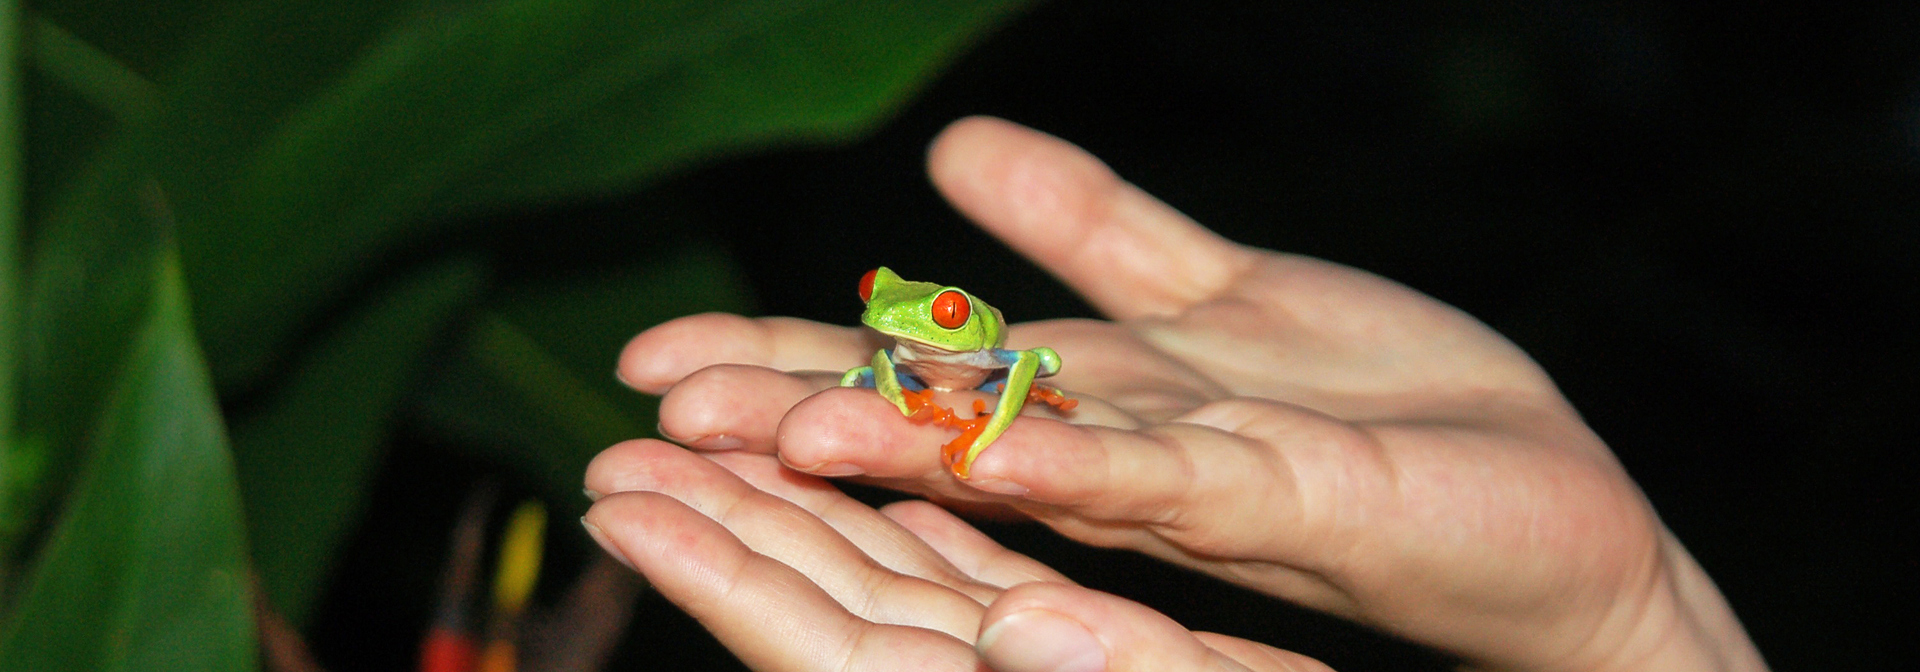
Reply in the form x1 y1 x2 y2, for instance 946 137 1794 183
842 349 916 415
949 348 1060 478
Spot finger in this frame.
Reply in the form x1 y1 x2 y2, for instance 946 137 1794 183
770 387 967 482
879 499 1072 588
584 492 978 672
781 384 1341 572
978 582 1329 672
619 313 875 394
926 116 1261 321
964 398 1353 550
774 387 1133 496
656 364 840 452
952 398 1385 612
701 451 1005 603
583 440 989 639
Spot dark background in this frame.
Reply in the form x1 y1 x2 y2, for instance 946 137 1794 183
317 1 1916 669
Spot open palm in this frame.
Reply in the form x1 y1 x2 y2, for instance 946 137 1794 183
603 117 1764 672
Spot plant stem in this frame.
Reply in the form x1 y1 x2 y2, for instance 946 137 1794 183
26 15 158 125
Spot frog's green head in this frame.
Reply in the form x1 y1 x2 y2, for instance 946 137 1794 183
857 267 1005 352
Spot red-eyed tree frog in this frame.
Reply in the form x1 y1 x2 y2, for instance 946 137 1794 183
841 267 1077 479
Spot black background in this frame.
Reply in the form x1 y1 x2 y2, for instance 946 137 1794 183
317 1 1917 669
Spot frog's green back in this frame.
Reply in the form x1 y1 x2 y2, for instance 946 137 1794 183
860 267 1005 351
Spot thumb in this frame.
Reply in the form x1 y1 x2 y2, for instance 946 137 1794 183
926 116 1256 321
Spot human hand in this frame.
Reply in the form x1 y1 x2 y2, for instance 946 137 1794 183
582 440 1332 671
618 117 1765 671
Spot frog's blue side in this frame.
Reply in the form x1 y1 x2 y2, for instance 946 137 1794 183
843 348 1029 392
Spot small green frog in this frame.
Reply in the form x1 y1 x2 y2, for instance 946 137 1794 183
841 267 1076 479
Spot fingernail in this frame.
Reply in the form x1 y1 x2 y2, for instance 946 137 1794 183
799 462 865 477
977 609 1107 672
966 477 1029 497
615 367 636 388
655 421 681 442
583 487 602 502
690 434 745 451
580 517 635 571
658 422 745 451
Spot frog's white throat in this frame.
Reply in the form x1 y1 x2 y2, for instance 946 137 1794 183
891 341 1000 392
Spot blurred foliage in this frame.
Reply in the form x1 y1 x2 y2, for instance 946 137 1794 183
0 0 21 604
1 0 1031 667
0 254 254 672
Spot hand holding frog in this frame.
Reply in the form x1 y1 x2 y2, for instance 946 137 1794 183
840 266 1076 478
598 117 1767 671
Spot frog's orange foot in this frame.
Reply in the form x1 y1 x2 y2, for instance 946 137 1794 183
941 400 993 478
1028 385 1078 412
901 388 958 426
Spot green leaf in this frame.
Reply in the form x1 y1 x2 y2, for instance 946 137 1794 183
120 0 1030 390
0 252 255 672
0 0 23 491
9 10 171 580
415 245 752 507
232 257 483 625
5 149 164 566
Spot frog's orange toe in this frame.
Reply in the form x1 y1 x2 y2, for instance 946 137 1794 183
902 388 961 426
940 407 992 477
1028 385 1078 413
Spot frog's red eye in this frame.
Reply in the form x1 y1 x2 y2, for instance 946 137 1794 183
858 268 878 303
930 290 970 329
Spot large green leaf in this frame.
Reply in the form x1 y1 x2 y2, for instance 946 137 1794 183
130 0 1030 390
0 252 254 672
232 258 483 624
5 148 164 565
15 0 1027 569
0 0 22 516
415 245 752 508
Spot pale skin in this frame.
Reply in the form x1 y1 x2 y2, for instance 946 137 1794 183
584 117 1769 672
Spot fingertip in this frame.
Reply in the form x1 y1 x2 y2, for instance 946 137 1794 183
978 584 1121 672
618 312 765 393
926 116 1114 264
582 490 679 572
776 387 942 477
585 439 776 514
657 363 816 452
582 490 767 619
583 438 683 497
976 606 1109 672
925 116 1258 320
580 508 637 573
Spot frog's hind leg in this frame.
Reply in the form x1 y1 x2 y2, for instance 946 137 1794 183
1028 385 1077 411
941 400 993 473
981 379 1077 412
949 351 1048 478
